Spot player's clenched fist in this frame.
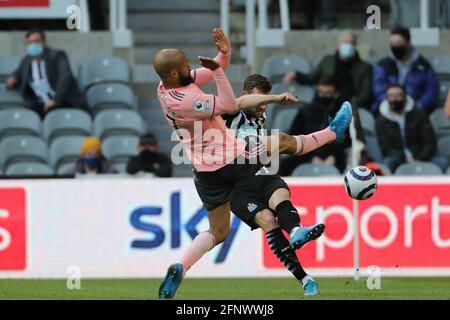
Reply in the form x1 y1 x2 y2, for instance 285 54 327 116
275 92 299 105
212 27 230 54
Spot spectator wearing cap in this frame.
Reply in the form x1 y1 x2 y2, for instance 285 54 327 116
6 29 86 118
376 84 448 173
372 26 439 113
283 30 372 109
126 133 172 177
68 136 117 174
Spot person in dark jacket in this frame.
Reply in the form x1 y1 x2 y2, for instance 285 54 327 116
283 30 373 109
126 133 172 177
6 29 86 118
376 84 448 173
279 76 351 176
68 136 117 175
372 27 439 113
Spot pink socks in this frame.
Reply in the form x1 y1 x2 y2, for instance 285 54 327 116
180 231 216 277
294 128 336 155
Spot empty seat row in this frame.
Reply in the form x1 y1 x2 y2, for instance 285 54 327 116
0 55 131 91
0 82 138 114
0 108 146 144
291 161 450 177
0 134 140 175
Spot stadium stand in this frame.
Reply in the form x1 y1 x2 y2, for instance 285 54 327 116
5 162 53 177
270 108 300 133
49 136 86 174
102 135 139 170
430 108 450 139
291 163 341 177
0 108 41 138
394 162 443 176
79 55 131 91
0 84 26 110
0 56 20 82
437 135 450 160
260 54 311 83
43 109 93 145
86 83 137 114
93 109 145 140
0 135 48 172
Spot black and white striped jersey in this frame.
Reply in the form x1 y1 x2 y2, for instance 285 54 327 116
222 110 266 139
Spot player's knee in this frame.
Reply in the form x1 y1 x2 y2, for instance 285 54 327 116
254 209 278 231
210 224 230 245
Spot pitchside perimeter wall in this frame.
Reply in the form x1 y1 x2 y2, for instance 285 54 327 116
0 176 449 279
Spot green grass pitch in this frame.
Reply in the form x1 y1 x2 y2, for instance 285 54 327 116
0 278 449 300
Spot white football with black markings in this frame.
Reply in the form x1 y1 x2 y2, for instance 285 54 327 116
344 166 378 200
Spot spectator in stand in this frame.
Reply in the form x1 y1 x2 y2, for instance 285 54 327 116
126 133 172 177
372 27 439 114
283 30 372 109
376 84 448 173
68 136 117 175
6 29 86 118
279 76 351 176
444 90 450 118
300 0 337 30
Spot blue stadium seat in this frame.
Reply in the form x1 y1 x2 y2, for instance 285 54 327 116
260 54 311 83
0 108 41 138
291 163 340 177
86 83 137 114
0 136 48 171
80 55 131 90
395 162 443 176
43 108 92 144
430 108 450 139
102 135 139 164
0 84 26 110
49 136 85 173
94 109 145 140
270 108 300 132
5 162 53 177
0 56 20 82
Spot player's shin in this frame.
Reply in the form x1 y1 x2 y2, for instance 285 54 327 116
179 230 216 276
275 200 301 236
265 227 307 282
293 128 336 155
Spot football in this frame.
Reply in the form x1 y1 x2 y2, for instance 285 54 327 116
344 166 378 200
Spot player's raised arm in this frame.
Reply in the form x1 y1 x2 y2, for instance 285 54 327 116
191 28 231 86
179 56 236 119
235 92 298 110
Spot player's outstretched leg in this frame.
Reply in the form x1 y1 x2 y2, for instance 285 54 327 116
256 210 320 296
269 189 325 250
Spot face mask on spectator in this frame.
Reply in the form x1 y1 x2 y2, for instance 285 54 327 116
317 95 335 108
84 156 100 169
339 43 356 59
391 45 408 60
389 100 405 112
27 43 44 57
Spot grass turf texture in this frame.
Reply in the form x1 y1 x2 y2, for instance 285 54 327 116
0 277 449 300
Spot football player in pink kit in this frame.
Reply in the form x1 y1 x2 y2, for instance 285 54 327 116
154 28 352 299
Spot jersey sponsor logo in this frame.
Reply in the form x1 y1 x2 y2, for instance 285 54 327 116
247 203 258 212
193 100 205 112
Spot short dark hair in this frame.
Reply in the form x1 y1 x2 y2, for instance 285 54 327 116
391 26 410 42
139 133 157 146
386 83 406 94
317 75 339 90
243 74 272 93
25 29 46 40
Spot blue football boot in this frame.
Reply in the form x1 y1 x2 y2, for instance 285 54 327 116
158 263 184 299
302 275 320 296
289 224 325 250
329 101 353 143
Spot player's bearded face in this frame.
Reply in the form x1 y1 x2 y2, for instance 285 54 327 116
179 68 194 86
